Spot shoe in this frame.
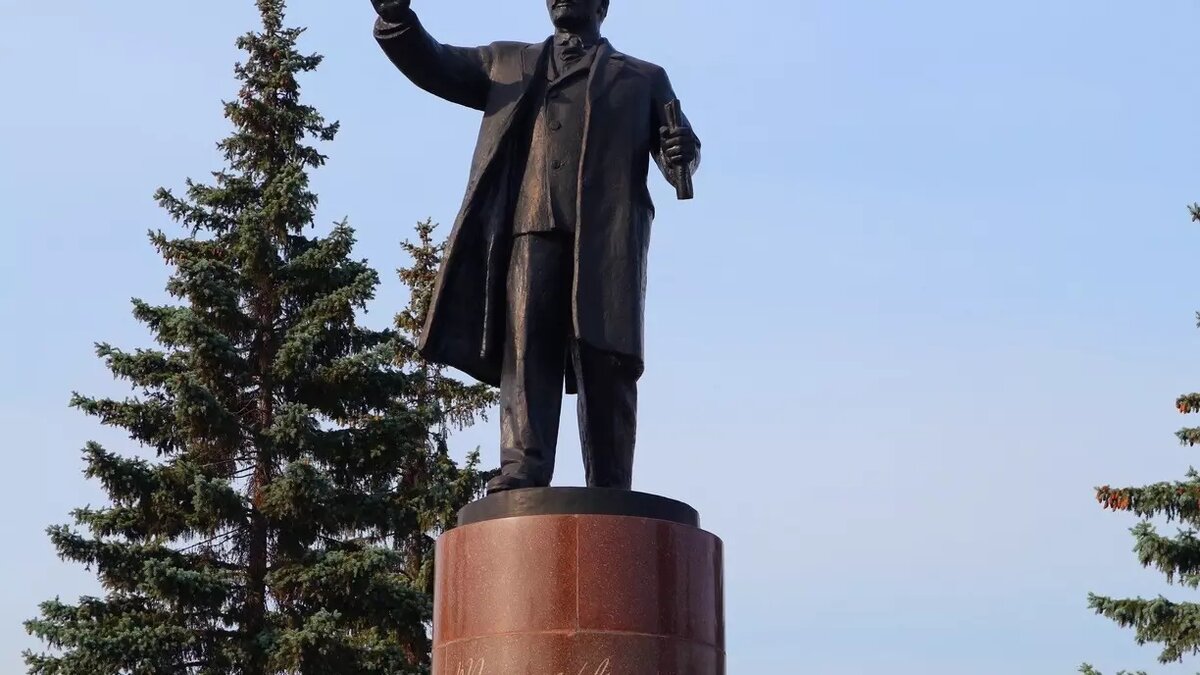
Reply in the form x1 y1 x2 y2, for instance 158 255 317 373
485 472 542 495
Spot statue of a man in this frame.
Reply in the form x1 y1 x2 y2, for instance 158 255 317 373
370 0 700 494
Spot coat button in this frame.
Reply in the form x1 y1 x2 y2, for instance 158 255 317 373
551 160 564 170
549 120 562 131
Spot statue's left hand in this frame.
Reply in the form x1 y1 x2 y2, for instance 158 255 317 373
660 125 698 168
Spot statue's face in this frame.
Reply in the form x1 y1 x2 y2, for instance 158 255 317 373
547 0 606 30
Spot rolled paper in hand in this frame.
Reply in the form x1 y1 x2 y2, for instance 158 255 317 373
664 99 694 200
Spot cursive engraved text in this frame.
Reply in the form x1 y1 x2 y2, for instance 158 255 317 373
453 657 614 675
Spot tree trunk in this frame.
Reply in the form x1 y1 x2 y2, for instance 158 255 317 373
244 285 277 675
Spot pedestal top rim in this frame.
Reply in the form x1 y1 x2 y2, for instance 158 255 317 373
457 487 700 528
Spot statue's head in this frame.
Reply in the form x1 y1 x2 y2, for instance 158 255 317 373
547 0 609 31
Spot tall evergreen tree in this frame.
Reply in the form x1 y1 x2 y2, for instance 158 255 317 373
396 219 498 434
1080 204 1200 675
24 2 441 672
390 219 498 597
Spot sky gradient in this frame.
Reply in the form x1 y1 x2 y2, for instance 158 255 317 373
4 1 1200 672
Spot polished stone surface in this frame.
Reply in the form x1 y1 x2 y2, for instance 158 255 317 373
433 511 724 674
576 517 723 647
434 515 579 643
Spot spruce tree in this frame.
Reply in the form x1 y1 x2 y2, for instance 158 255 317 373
1081 204 1200 674
24 2 439 672
391 219 498 595
396 219 498 434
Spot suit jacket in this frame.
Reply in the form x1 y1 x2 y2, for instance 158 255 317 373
375 12 700 390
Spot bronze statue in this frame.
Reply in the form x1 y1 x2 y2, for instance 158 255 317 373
370 0 700 494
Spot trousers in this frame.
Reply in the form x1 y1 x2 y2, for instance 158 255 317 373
499 232 638 489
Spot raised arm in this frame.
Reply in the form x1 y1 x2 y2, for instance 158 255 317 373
650 67 701 188
371 0 492 111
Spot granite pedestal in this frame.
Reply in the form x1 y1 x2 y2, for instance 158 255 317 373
432 488 725 674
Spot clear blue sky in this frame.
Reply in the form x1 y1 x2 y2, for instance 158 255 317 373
3 0 1200 672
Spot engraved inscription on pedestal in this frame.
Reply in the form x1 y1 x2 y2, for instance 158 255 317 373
455 657 615 675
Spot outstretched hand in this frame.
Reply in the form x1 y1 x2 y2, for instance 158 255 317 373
659 125 698 168
371 0 412 23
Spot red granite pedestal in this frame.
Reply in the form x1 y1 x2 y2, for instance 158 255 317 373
431 488 725 674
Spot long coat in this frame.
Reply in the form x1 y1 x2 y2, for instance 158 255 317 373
375 14 699 390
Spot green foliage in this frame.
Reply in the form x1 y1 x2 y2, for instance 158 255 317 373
396 219 498 434
21 2 491 673
391 218 499 596
1084 205 1200 674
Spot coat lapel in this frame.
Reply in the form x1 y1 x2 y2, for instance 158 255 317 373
570 40 625 344
586 40 626 106
489 39 550 148
578 41 626 196
460 39 550 201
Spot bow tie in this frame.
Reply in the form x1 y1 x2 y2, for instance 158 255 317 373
556 34 589 63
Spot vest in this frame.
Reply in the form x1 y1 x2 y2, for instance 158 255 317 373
511 46 597 235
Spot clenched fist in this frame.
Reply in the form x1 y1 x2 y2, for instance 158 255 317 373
371 0 412 23
659 125 698 168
